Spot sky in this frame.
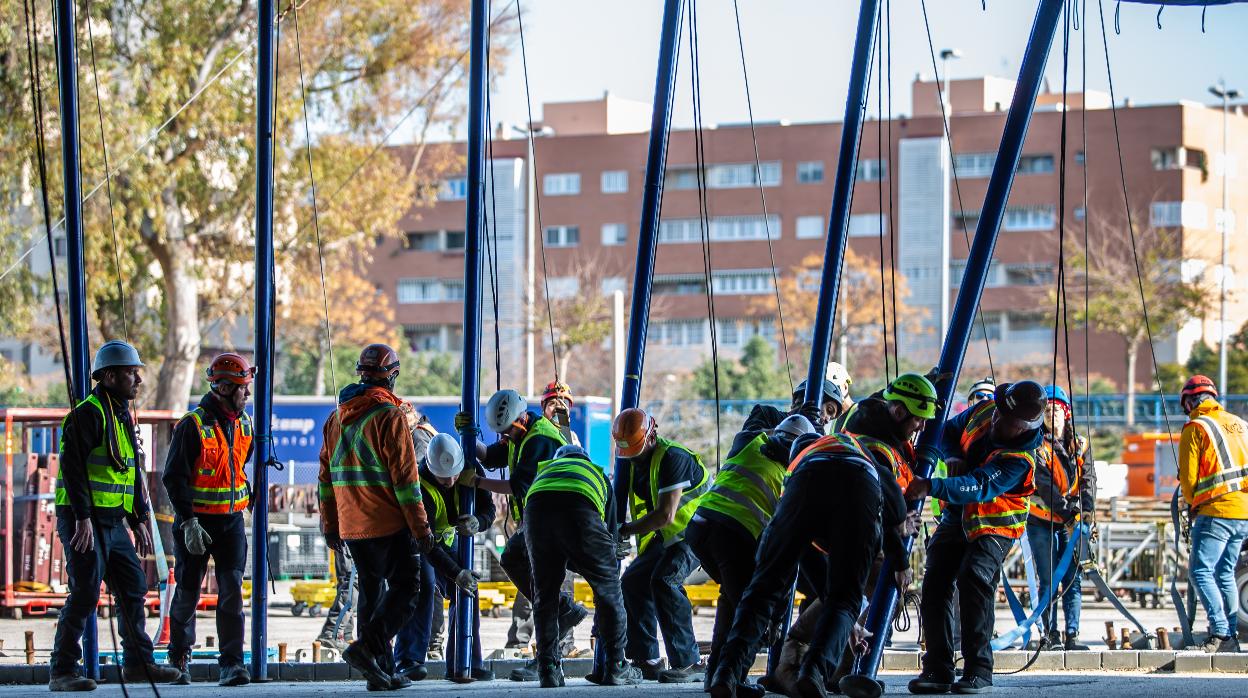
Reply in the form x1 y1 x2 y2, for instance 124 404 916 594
445 0 1248 140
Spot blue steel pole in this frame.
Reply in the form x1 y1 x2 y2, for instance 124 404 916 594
54 0 96 677
251 0 277 680
454 0 488 682
849 0 1064 688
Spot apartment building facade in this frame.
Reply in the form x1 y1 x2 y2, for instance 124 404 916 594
374 78 1248 393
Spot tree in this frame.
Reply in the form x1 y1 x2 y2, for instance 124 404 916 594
528 255 620 392
2 0 506 410
688 335 790 401
1178 322 1248 395
1072 223 1212 426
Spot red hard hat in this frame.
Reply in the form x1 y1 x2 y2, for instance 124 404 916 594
541 380 573 406
206 353 256 386
356 343 401 381
1181 374 1218 400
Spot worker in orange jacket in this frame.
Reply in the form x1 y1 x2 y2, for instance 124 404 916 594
1178 375 1248 653
318 343 436 691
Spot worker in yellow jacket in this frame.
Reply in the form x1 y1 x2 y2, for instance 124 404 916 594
1178 375 1248 653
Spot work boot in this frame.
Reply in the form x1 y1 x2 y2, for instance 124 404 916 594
907 669 953 694
1063 632 1089 651
775 638 808 696
342 640 392 688
707 668 739 698
587 660 644 686
366 674 410 692
122 663 184 683
397 662 428 681
838 674 887 698
793 664 829 698
509 659 539 682
219 664 251 687
659 659 708 684
1217 636 1242 653
427 635 445 660
539 662 565 688
631 658 666 681
1195 635 1232 653
48 672 97 692
166 654 191 685
951 675 992 694
471 666 496 681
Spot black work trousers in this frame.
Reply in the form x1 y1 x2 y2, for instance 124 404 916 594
499 525 578 630
918 521 1012 681
686 516 757 682
169 513 248 666
345 531 423 674
713 462 881 685
52 515 155 674
525 493 628 666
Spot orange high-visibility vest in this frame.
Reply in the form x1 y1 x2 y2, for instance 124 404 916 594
1029 438 1084 523
789 433 871 473
186 407 252 515
957 402 1037 540
851 433 916 491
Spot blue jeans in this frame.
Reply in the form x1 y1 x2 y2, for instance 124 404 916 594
1189 515 1248 638
1025 520 1083 636
621 538 700 667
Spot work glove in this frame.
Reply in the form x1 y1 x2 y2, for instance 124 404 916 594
454 515 480 537
454 411 478 435
614 533 632 561
454 569 483 598
324 532 344 553
411 532 436 555
183 517 213 556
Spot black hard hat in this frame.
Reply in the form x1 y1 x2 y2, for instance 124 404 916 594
994 380 1046 428
793 378 844 406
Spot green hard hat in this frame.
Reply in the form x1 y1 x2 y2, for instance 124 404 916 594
883 373 940 420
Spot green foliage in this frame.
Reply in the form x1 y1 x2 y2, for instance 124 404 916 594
688 336 791 401
393 352 463 397
1182 323 1248 394
278 345 463 398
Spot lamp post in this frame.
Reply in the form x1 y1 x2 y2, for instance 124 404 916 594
1209 80 1239 394
939 48 962 113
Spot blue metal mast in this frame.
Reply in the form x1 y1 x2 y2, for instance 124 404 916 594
848 0 1065 690
250 0 277 680
54 0 96 678
454 0 489 682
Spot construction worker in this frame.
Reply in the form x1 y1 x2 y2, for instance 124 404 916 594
50 340 181 692
457 389 587 681
1178 375 1248 653
826 362 856 432
742 378 846 433
1026 384 1095 651
541 380 578 444
318 343 436 691
905 380 1045 695
686 414 818 691
161 353 257 686
967 378 995 407
522 443 643 687
612 408 710 683
394 433 494 680
708 427 901 698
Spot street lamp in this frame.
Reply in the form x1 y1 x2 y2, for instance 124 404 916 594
1210 80 1240 393
939 48 962 113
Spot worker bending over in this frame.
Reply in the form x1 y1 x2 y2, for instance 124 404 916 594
906 380 1045 695
161 353 257 686
318 344 435 691
394 433 494 680
687 414 817 691
458 389 587 681
1025 385 1095 651
523 444 643 687
1178 375 1248 653
50 341 181 692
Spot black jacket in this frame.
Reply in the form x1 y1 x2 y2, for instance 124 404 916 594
844 393 912 572
162 392 254 526
57 384 150 524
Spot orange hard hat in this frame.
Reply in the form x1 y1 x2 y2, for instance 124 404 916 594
612 408 654 458
206 353 255 386
356 343 401 381
542 380 573 406
1181 374 1218 401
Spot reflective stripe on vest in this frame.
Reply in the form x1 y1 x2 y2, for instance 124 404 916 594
628 438 710 553
959 401 995 455
697 434 786 539
851 433 916 492
1191 415 1248 508
1029 439 1079 523
328 403 422 505
185 407 252 514
420 469 477 547
507 417 568 523
963 447 1037 540
527 456 610 519
55 394 137 514
789 433 873 474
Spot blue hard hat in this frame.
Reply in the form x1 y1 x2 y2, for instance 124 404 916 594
1044 384 1071 407
91 340 144 378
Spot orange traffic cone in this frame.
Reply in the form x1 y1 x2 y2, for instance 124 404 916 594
157 570 174 646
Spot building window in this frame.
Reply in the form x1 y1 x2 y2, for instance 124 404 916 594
543 173 581 196
796 215 824 240
439 177 468 201
404 232 440 251
668 162 781 190
543 225 580 247
651 320 706 346
653 275 706 295
1016 154 1055 175
797 161 825 183
969 310 1004 341
442 280 465 301
847 213 887 238
855 159 887 182
601 170 628 194
1007 311 1051 341
1003 205 1056 231
601 223 628 246
953 152 996 178
1003 264 1055 287
658 215 780 243
403 324 443 352
601 277 627 296
444 231 466 251
1150 201 1207 229
545 276 579 299
398 278 463 304
712 270 774 295
52 235 68 257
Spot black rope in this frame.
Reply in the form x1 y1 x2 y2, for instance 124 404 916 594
730 0 794 395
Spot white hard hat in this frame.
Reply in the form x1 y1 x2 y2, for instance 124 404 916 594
427 433 464 479
774 414 817 439
825 362 852 397
485 389 528 433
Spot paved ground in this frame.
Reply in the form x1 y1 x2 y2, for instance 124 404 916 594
1 673 1246 697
